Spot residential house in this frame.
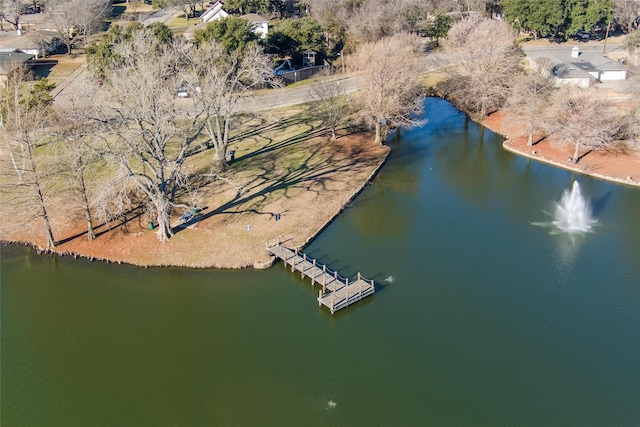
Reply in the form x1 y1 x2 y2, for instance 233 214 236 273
527 47 628 88
240 13 268 38
0 30 62 58
184 1 229 40
0 49 34 85
199 1 228 23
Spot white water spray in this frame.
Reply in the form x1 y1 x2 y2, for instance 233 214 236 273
552 181 596 233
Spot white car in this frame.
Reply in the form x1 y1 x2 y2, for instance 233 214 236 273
177 87 189 98
176 86 201 98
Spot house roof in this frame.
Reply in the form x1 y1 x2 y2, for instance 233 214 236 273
0 51 35 75
200 1 228 23
240 13 268 23
528 48 628 80
0 30 59 52
183 21 208 40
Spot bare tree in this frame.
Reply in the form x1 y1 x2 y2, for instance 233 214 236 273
624 29 640 54
455 0 485 17
507 69 555 146
165 0 196 23
307 0 438 47
613 0 640 32
48 1 81 54
186 41 277 170
544 87 623 164
350 33 426 144
348 0 397 44
1 0 22 30
53 106 105 240
73 0 111 45
622 81 640 149
308 69 349 140
0 66 58 248
87 31 208 242
305 0 350 47
48 0 110 52
440 15 522 118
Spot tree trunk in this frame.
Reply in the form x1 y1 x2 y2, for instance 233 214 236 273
374 121 382 145
214 150 229 170
573 140 581 163
527 120 534 146
79 176 96 239
26 136 56 248
153 196 173 242
85 210 96 240
83 195 96 240
37 187 55 248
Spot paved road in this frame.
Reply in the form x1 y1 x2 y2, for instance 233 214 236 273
234 75 359 112
171 74 359 112
522 42 624 54
54 36 631 109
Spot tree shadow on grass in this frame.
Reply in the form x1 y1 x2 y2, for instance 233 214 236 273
56 206 146 245
171 126 382 238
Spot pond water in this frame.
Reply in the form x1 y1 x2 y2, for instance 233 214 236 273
2 98 639 426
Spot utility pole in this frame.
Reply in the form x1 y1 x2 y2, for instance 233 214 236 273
603 20 612 54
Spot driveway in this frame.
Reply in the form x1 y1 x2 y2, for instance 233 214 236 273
139 7 180 25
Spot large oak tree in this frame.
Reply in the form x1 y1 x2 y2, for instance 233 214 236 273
350 33 426 144
545 87 623 163
440 16 522 117
87 31 207 242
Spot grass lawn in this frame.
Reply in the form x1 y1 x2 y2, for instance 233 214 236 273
0 102 387 268
32 54 85 87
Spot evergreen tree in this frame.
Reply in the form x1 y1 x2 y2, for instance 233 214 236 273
193 16 259 53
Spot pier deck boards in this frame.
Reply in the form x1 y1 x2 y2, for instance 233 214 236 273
267 244 375 314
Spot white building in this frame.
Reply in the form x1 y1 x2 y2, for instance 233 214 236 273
199 1 228 23
240 13 268 39
527 47 628 88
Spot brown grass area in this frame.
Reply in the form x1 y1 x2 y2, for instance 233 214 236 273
44 54 85 86
0 108 389 268
483 111 640 187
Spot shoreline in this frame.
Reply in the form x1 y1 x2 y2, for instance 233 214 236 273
4 100 639 269
1 134 390 270
481 111 640 188
501 141 640 187
258 144 391 268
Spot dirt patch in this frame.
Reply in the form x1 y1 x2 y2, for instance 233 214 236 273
483 111 640 187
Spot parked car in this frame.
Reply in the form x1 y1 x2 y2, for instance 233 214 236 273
176 85 201 98
176 87 189 98
576 30 590 40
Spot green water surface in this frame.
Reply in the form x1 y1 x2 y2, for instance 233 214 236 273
2 98 639 426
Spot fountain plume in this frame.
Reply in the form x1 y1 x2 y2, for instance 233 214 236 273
552 181 596 233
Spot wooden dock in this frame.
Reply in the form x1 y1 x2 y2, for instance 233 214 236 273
266 244 375 314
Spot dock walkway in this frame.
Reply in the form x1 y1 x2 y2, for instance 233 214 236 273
267 244 375 314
